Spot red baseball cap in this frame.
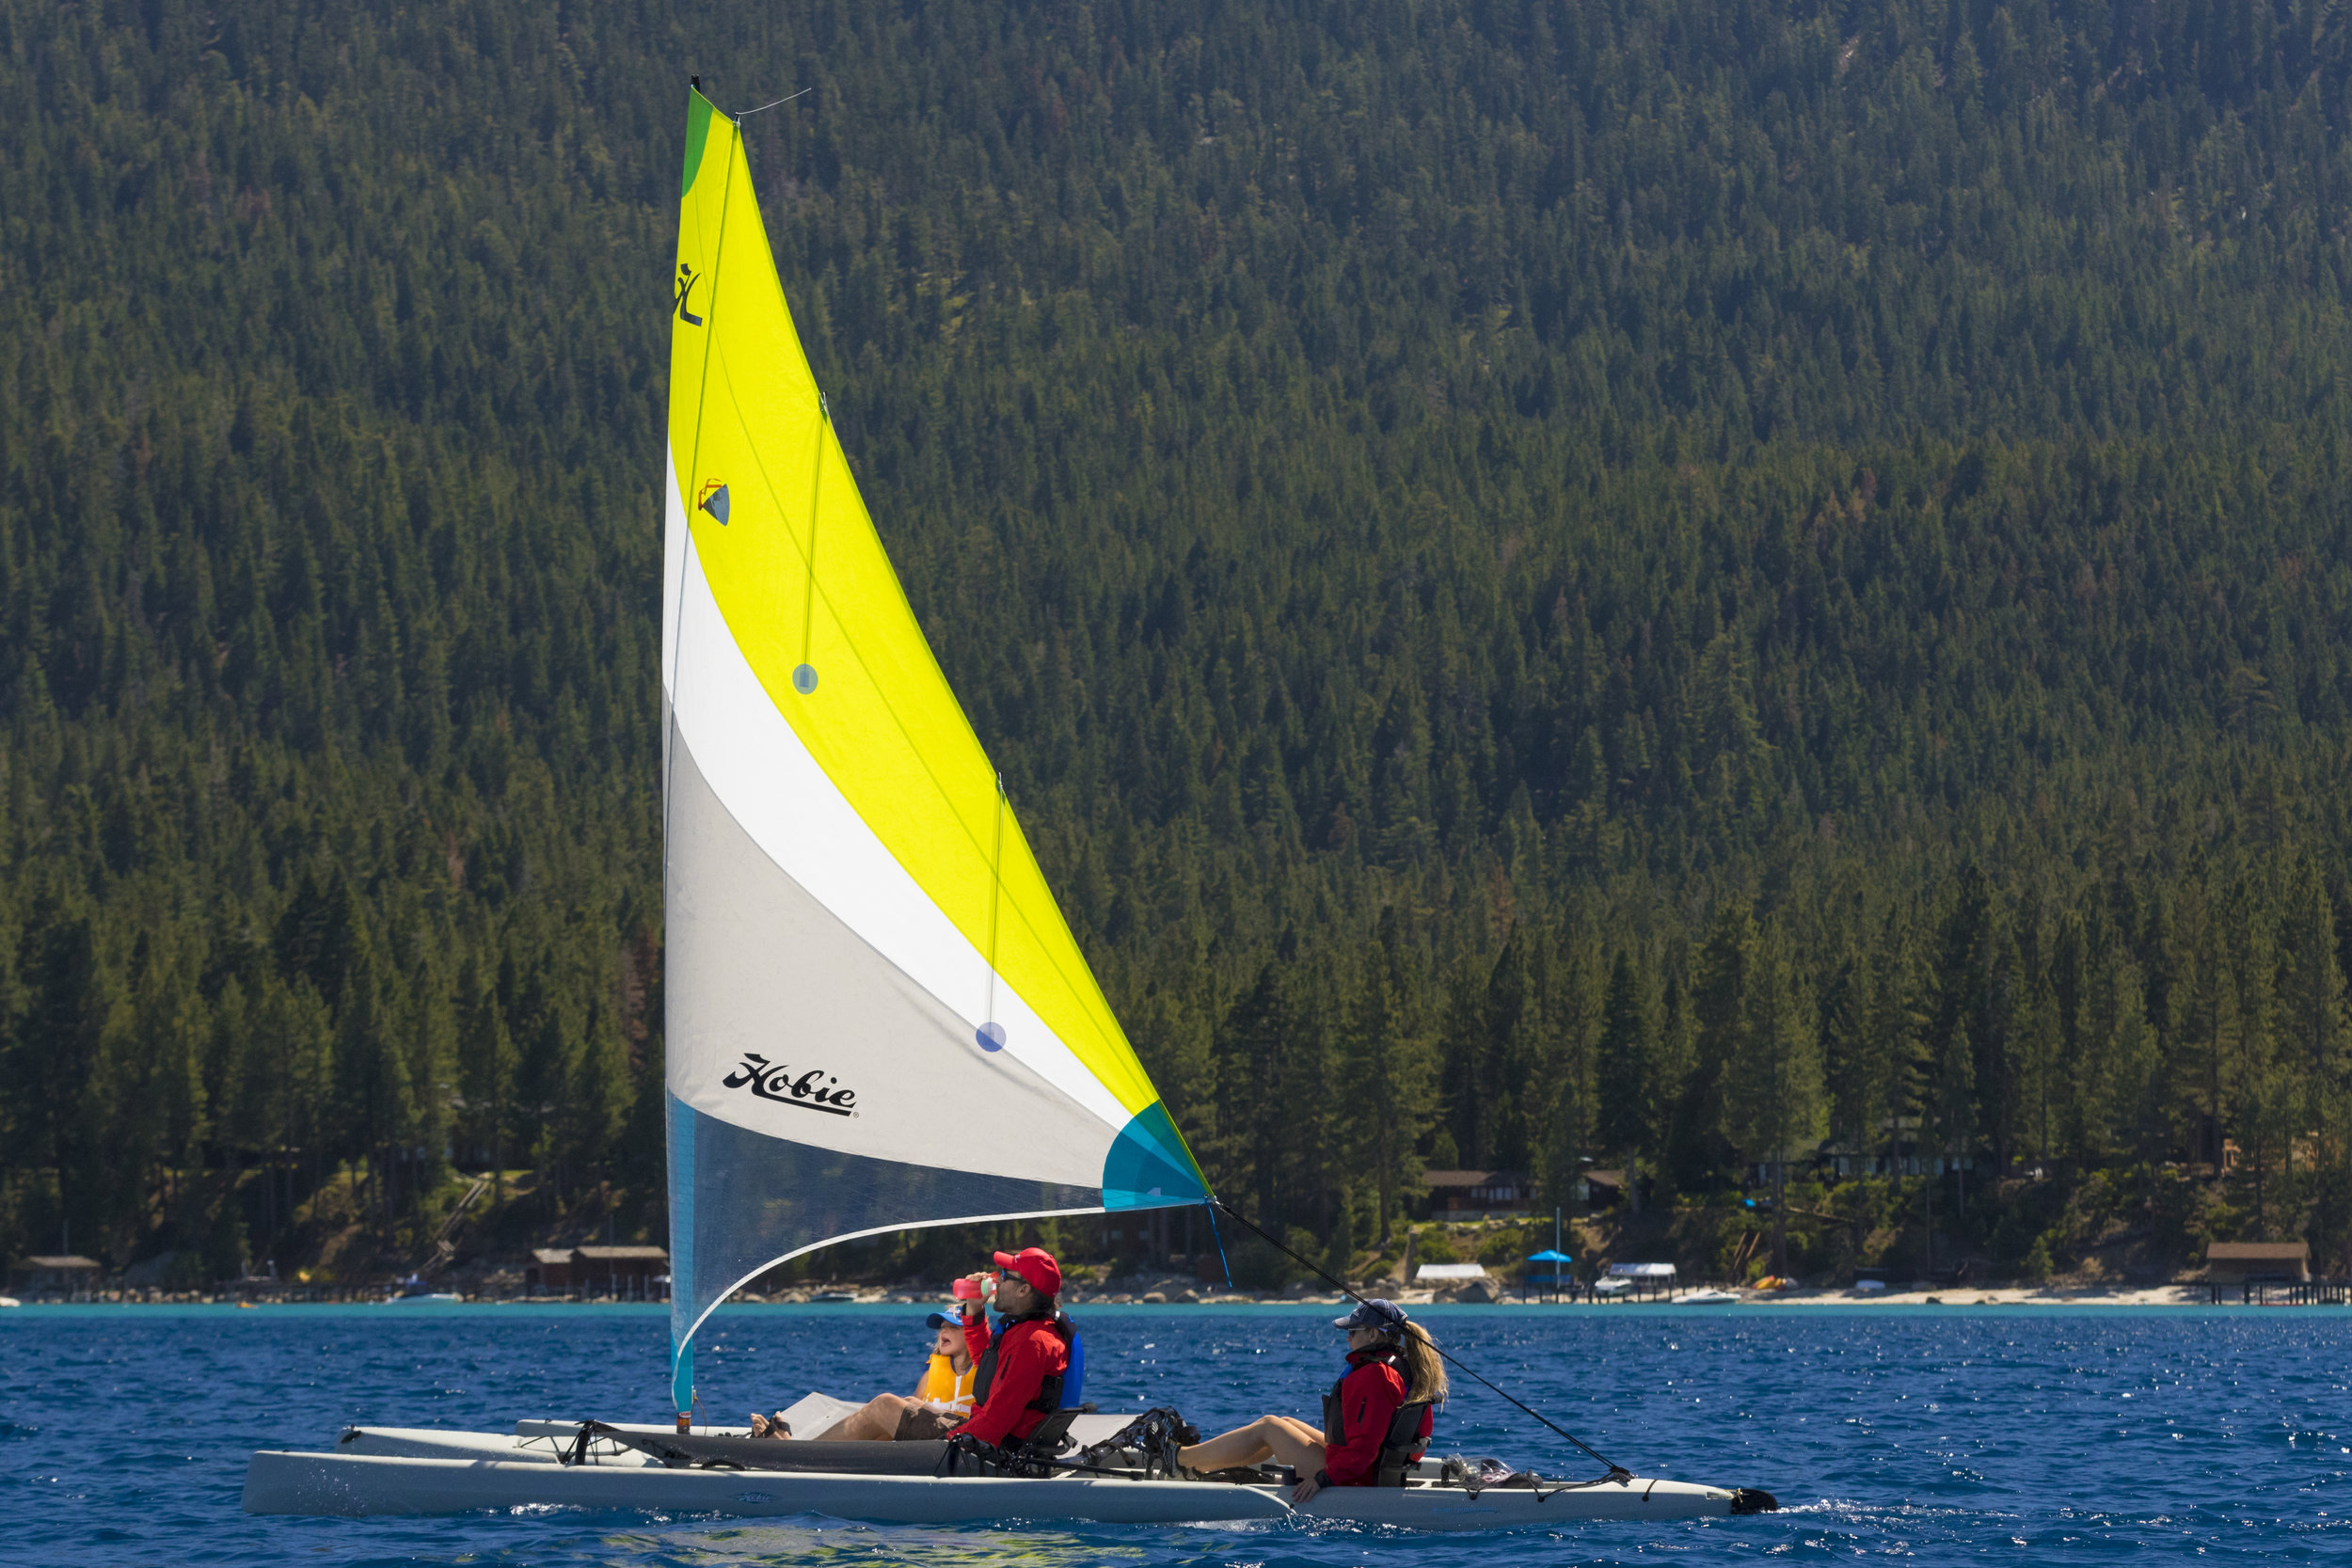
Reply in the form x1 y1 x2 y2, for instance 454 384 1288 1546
993 1246 1061 1298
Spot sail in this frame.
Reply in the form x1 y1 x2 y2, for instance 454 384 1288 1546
660 86 1209 1412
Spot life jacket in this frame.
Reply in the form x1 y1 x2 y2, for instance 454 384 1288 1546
971 1308 1078 1414
1322 1345 1434 1487
915 1352 977 1411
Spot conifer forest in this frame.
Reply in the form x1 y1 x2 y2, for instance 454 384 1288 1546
8 0 2352 1287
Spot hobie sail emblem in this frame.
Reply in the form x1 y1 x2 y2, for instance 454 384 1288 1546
660 81 1211 1418
722 1053 855 1116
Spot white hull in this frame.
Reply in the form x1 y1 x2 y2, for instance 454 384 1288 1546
243 1424 1754 1528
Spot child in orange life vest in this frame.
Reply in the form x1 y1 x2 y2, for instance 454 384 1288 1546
913 1313 980 1409
747 1315 976 1441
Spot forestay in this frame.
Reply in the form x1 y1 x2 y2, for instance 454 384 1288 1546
662 84 1209 1413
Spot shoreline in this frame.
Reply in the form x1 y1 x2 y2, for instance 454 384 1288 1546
0 1284 2311 1310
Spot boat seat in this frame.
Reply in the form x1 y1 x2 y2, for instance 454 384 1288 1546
1376 1402 1436 1486
1014 1407 1081 1459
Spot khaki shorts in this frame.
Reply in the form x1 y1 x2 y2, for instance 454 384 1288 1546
894 1403 964 1441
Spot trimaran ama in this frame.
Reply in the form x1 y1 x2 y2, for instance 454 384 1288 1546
242 82 1780 1529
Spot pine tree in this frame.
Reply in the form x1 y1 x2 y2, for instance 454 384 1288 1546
1724 925 1823 1275
1682 902 1756 1188
1539 935 1602 1210
1209 960 1300 1227
457 955 516 1207
2276 857 2346 1144
1338 916 1438 1245
1596 947 1658 1194
12 902 103 1250
2227 879 2286 1228
2172 870 2233 1178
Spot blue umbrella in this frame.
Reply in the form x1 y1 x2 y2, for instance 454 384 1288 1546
1521 1248 1574 1301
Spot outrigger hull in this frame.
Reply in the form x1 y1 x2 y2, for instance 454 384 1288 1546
242 1424 1765 1528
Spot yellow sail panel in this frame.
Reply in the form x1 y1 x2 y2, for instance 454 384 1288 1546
666 95 1166 1122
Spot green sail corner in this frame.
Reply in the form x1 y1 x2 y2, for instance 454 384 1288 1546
681 87 715 197
1102 1101 1210 1210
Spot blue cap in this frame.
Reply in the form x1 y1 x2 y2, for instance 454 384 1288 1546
925 1311 958 1329
1333 1297 1408 1332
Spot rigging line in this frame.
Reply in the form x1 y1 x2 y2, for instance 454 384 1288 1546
1208 1197 1631 1480
663 113 742 888
1204 1199 1234 1290
800 397 827 671
738 86 814 117
984 772 1007 1027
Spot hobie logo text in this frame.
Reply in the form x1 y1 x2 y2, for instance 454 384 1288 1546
723 1053 856 1117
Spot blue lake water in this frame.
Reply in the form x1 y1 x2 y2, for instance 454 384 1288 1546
4 1302 2346 1564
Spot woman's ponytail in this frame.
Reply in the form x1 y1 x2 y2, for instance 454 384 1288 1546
1393 1321 1450 1405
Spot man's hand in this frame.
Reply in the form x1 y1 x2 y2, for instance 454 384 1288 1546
1291 1468 1327 1505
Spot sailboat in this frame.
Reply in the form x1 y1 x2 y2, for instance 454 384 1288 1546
240 84 1776 1528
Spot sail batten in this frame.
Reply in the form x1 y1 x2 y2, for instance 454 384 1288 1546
662 86 1207 1414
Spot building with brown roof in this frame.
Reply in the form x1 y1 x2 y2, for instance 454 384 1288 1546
9 1255 102 1297
2206 1241 2309 1284
572 1244 668 1299
525 1248 575 1293
1422 1170 1534 1218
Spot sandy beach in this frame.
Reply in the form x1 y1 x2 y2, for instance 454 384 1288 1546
1741 1284 2226 1306
1059 1283 2261 1307
1191 1284 2265 1307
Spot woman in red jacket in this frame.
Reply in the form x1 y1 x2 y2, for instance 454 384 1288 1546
1177 1298 1447 1502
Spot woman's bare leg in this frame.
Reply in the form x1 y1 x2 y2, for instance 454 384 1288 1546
1179 1416 1326 1474
1256 1417 1327 1473
813 1392 918 1441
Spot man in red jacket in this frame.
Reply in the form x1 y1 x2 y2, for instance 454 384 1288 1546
953 1246 1073 1449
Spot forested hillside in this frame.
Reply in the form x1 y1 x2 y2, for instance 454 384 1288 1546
6 0 2352 1285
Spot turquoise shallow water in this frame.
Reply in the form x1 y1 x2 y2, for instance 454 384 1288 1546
3 1302 2347 1564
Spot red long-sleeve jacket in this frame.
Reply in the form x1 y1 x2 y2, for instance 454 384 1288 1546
955 1311 1069 1447
1322 1347 1433 1486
